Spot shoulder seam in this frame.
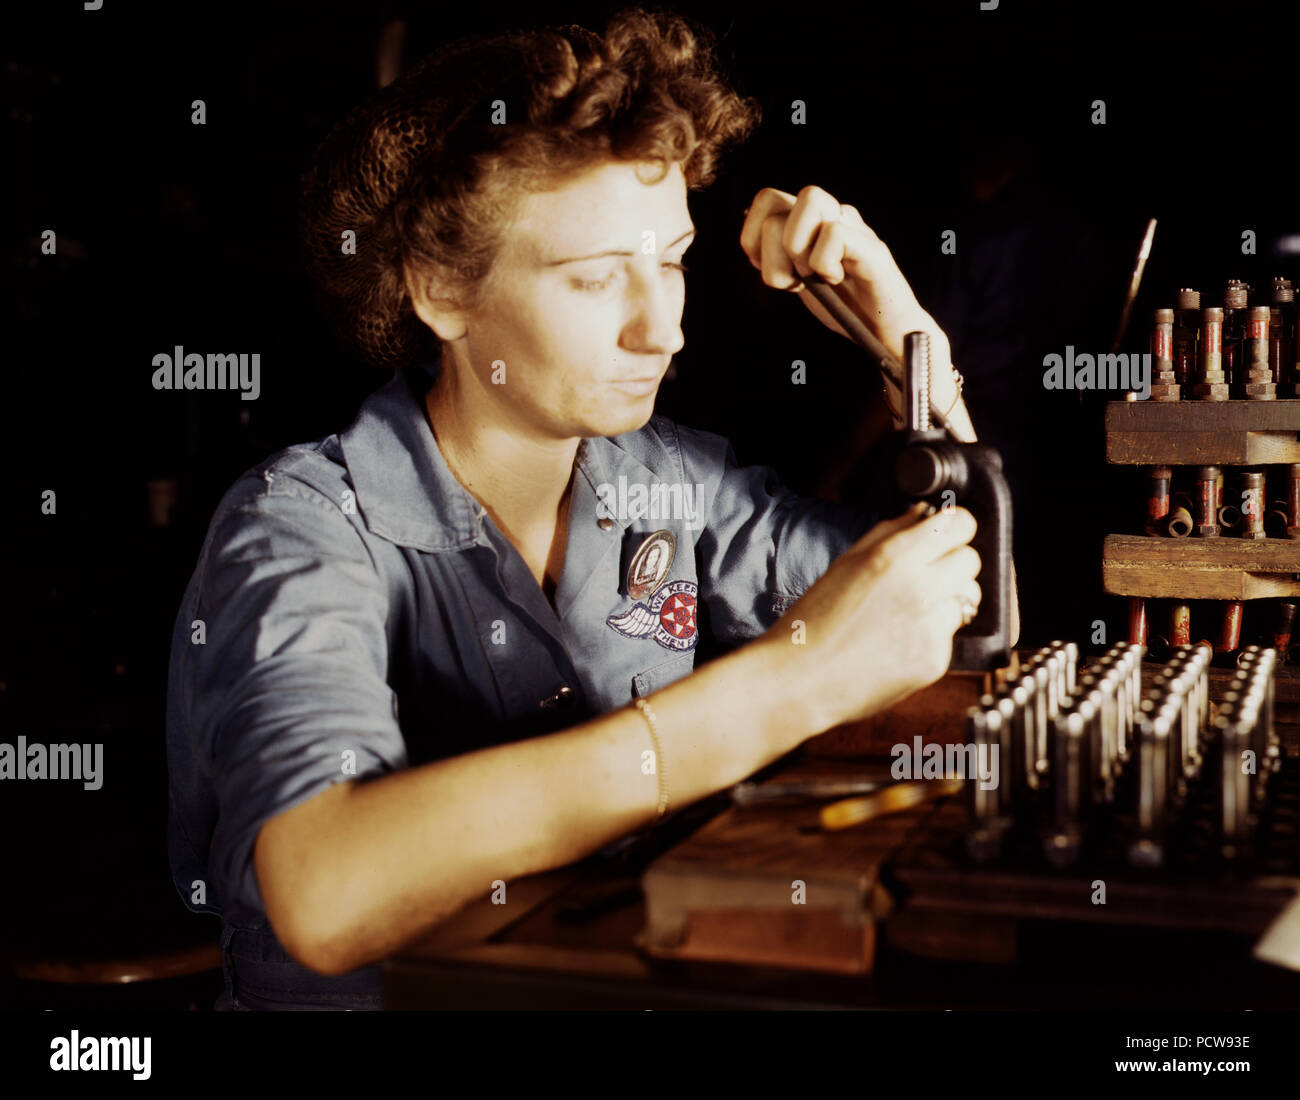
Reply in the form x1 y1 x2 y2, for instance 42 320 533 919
210 475 383 577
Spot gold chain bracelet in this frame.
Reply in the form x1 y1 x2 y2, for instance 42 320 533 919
633 697 669 819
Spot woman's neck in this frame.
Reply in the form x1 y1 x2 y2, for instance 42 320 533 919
423 353 578 541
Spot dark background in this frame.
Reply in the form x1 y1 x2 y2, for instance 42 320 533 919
5 0 1300 1006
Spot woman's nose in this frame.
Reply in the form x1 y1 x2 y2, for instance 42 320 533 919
621 267 684 356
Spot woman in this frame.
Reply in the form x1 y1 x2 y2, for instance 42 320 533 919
165 7 1006 1010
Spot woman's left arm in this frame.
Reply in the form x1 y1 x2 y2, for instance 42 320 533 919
739 185 1019 646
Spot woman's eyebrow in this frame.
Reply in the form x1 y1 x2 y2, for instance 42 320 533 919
544 227 696 266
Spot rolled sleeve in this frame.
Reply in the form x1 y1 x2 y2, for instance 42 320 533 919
187 478 406 921
674 421 881 644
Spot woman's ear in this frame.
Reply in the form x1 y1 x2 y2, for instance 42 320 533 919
404 263 469 343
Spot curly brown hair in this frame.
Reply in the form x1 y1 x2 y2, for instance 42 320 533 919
298 6 762 372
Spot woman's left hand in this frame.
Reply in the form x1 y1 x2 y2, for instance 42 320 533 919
739 185 972 442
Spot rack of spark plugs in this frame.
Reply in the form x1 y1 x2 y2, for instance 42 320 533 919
965 640 1284 872
1104 280 1300 663
1123 464 1300 665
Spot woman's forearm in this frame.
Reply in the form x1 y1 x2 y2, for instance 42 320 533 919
255 635 822 975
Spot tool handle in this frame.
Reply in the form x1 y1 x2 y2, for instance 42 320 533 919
951 444 1014 670
820 778 962 830
894 438 1014 670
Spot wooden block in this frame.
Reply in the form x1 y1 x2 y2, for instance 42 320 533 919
1105 399 1300 465
1106 430 1300 465
643 900 876 974
1106 400 1300 431
640 759 943 974
1103 533 1300 599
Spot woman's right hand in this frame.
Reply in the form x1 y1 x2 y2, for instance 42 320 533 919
757 502 982 732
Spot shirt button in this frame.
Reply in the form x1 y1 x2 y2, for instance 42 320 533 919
597 516 614 531
539 686 575 709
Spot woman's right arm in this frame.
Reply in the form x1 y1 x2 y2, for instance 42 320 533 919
257 631 816 976
255 501 980 976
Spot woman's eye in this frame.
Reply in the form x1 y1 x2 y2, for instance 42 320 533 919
572 262 688 292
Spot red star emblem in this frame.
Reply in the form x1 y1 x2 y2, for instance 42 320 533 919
659 592 697 638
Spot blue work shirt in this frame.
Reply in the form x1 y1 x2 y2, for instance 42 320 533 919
165 359 879 1009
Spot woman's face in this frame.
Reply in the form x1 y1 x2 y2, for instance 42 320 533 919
458 158 693 440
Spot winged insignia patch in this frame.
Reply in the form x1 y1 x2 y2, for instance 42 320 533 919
606 579 698 652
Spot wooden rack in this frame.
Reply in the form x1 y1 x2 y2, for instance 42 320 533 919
1105 398 1300 465
1102 399 1300 603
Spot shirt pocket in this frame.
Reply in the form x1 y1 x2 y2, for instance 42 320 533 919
631 652 695 698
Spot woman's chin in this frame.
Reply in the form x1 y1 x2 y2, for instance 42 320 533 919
584 405 656 438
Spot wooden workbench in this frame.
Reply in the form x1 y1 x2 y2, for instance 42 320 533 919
384 749 1300 1010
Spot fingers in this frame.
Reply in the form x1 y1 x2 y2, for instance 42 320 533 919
805 218 848 283
919 546 982 637
740 185 864 290
930 544 983 603
860 511 981 640
759 215 800 289
936 577 984 636
781 186 847 278
739 187 796 270
741 186 934 364
847 501 929 557
877 505 978 568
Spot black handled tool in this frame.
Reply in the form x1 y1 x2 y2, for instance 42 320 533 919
893 330 1013 670
799 275 1012 668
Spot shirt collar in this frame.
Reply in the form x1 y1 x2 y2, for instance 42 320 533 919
338 360 654 553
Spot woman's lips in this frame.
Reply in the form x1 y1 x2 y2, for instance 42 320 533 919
609 376 661 397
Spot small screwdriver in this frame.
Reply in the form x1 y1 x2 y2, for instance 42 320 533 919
820 778 964 831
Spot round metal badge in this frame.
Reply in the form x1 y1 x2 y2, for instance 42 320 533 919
626 529 676 600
